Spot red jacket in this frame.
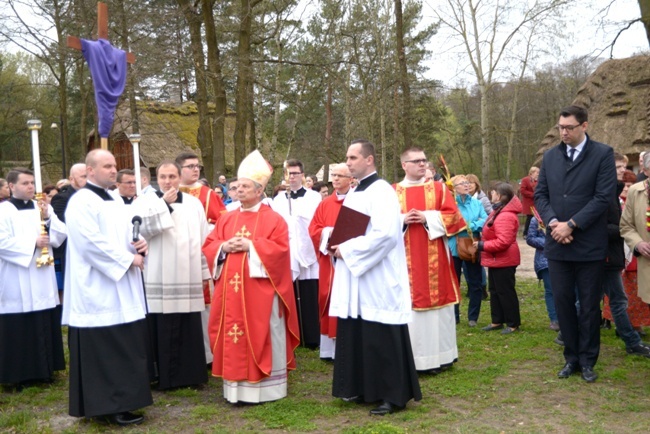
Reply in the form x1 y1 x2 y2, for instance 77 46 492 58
519 176 537 216
480 196 522 268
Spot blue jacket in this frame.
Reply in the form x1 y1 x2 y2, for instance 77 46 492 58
449 193 487 257
525 217 548 277
534 134 616 261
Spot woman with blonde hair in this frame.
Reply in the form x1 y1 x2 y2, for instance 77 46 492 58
449 175 488 327
465 174 492 215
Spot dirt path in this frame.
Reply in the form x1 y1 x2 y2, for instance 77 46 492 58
517 236 537 279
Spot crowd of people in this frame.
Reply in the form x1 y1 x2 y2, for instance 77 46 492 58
3 105 650 426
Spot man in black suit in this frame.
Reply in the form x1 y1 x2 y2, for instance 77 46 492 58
51 163 87 297
534 105 617 383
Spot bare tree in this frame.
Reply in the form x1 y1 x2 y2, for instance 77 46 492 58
436 0 567 186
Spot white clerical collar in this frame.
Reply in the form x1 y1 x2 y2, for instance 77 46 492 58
335 188 350 200
402 177 425 185
241 201 263 212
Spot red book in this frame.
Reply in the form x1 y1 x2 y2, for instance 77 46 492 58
328 205 370 249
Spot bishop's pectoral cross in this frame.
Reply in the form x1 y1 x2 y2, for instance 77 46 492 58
66 2 136 150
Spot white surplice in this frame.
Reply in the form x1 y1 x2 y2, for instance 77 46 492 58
62 188 147 327
0 202 66 314
134 192 210 313
271 189 321 280
329 178 412 325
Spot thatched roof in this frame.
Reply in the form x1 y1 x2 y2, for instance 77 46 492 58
88 101 237 168
111 102 203 167
536 55 650 162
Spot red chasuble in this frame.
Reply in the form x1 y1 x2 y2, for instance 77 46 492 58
202 205 300 382
308 194 345 338
394 181 466 310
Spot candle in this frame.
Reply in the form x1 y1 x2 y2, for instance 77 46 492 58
27 120 43 193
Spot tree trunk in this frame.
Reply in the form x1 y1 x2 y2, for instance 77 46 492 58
393 87 400 182
640 0 650 46
233 0 254 169
177 0 213 178
202 0 226 179
247 70 256 154
394 0 412 149
53 0 70 175
117 0 140 144
271 41 282 163
324 81 333 184
479 83 490 187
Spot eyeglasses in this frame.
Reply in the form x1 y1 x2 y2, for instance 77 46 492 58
182 164 203 170
331 174 351 178
454 182 470 187
556 124 582 132
404 159 428 165
287 172 303 176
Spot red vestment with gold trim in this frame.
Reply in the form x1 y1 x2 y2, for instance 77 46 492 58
393 181 465 309
202 205 299 382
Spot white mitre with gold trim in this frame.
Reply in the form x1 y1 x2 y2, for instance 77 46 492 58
237 149 273 188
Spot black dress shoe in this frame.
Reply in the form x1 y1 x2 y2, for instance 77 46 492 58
342 395 364 404
369 401 404 416
107 412 144 426
557 363 578 379
581 366 598 383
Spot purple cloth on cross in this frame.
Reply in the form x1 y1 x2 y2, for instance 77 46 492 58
81 39 127 138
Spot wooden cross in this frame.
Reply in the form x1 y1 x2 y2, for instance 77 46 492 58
229 273 241 293
227 324 244 344
236 225 251 238
66 2 136 150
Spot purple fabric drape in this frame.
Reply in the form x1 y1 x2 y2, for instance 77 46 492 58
81 39 127 138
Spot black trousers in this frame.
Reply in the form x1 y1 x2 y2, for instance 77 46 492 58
294 279 320 348
488 266 520 328
548 259 604 368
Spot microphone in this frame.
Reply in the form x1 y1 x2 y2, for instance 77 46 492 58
132 215 143 242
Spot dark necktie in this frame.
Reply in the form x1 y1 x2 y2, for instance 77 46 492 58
569 148 576 161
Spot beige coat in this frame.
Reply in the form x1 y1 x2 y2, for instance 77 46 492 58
620 181 650 303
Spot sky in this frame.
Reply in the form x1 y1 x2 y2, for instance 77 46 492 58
2 0 647 91
417 0 649 87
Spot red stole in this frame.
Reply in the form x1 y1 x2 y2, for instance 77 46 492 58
394 181 466 309
308 194 345 337
202 205 299 382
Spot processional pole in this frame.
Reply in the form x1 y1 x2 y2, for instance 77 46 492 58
27 119 54 267
130 134 142 195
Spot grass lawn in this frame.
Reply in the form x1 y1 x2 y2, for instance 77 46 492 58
2 277 650 433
